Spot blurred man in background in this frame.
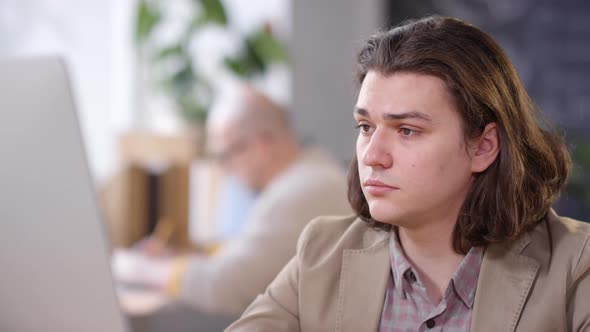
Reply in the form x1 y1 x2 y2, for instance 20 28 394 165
117 84 351 317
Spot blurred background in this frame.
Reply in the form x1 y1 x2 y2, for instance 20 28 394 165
1 0 588 330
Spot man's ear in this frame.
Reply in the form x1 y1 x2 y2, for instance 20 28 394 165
471 122 500 173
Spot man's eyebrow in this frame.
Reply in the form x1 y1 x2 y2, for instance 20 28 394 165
384 111 432 122
354 107 369 117
354 107 431 122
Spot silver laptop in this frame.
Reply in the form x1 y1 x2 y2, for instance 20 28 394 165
0 56 128 332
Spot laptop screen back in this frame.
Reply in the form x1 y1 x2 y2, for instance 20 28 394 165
0 56 128 332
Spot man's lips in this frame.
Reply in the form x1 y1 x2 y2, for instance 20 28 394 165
362 179 399 195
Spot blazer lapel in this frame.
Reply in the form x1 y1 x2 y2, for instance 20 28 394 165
471 233 540 331
335 230 390 332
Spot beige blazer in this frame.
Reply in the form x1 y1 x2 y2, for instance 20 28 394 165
226 211 590 331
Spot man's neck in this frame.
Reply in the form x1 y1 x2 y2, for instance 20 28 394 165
397 216 465 304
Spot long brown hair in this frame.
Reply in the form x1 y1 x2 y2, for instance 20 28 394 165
348 16 572 253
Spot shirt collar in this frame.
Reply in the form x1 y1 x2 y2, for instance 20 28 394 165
449 245 484 308
388 228 484 307
388 230 414 298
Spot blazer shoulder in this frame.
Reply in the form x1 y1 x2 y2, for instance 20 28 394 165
547 213 590 279
548 214 590 249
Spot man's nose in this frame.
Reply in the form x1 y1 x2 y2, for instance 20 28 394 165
361 129 393 169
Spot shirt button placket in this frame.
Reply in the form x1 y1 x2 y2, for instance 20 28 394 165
425 318 436 329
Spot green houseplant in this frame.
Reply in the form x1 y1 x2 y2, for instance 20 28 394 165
134 0 288 125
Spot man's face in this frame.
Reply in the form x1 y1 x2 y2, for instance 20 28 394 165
355 71 475 229
207 121 265 191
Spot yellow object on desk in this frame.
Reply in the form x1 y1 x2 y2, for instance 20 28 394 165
165 256 190 297
163 243 224 297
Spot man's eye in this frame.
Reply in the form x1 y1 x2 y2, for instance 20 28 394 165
356 124 371 133
399 127 417 136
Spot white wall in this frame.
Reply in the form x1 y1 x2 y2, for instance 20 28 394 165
0 0 116 183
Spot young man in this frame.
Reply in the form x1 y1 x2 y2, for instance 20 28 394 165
226 16 590 331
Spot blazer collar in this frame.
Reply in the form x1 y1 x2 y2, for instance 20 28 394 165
471 231 541 331
335 228 390 332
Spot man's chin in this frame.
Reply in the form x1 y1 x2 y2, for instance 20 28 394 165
367 205 408 226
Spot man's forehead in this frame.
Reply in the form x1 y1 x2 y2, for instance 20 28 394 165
355 71 454 119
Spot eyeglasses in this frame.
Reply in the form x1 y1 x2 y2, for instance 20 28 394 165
209 137 253 164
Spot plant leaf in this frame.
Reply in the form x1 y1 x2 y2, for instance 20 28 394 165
248 27 288 64
199 0 228 25
135 0 161 45
156 44 184 60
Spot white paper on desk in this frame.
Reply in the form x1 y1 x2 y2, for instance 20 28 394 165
111 249 174 289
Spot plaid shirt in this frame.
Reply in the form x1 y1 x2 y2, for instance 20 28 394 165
379 231 484 332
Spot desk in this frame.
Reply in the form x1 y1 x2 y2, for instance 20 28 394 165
117 286 170 316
